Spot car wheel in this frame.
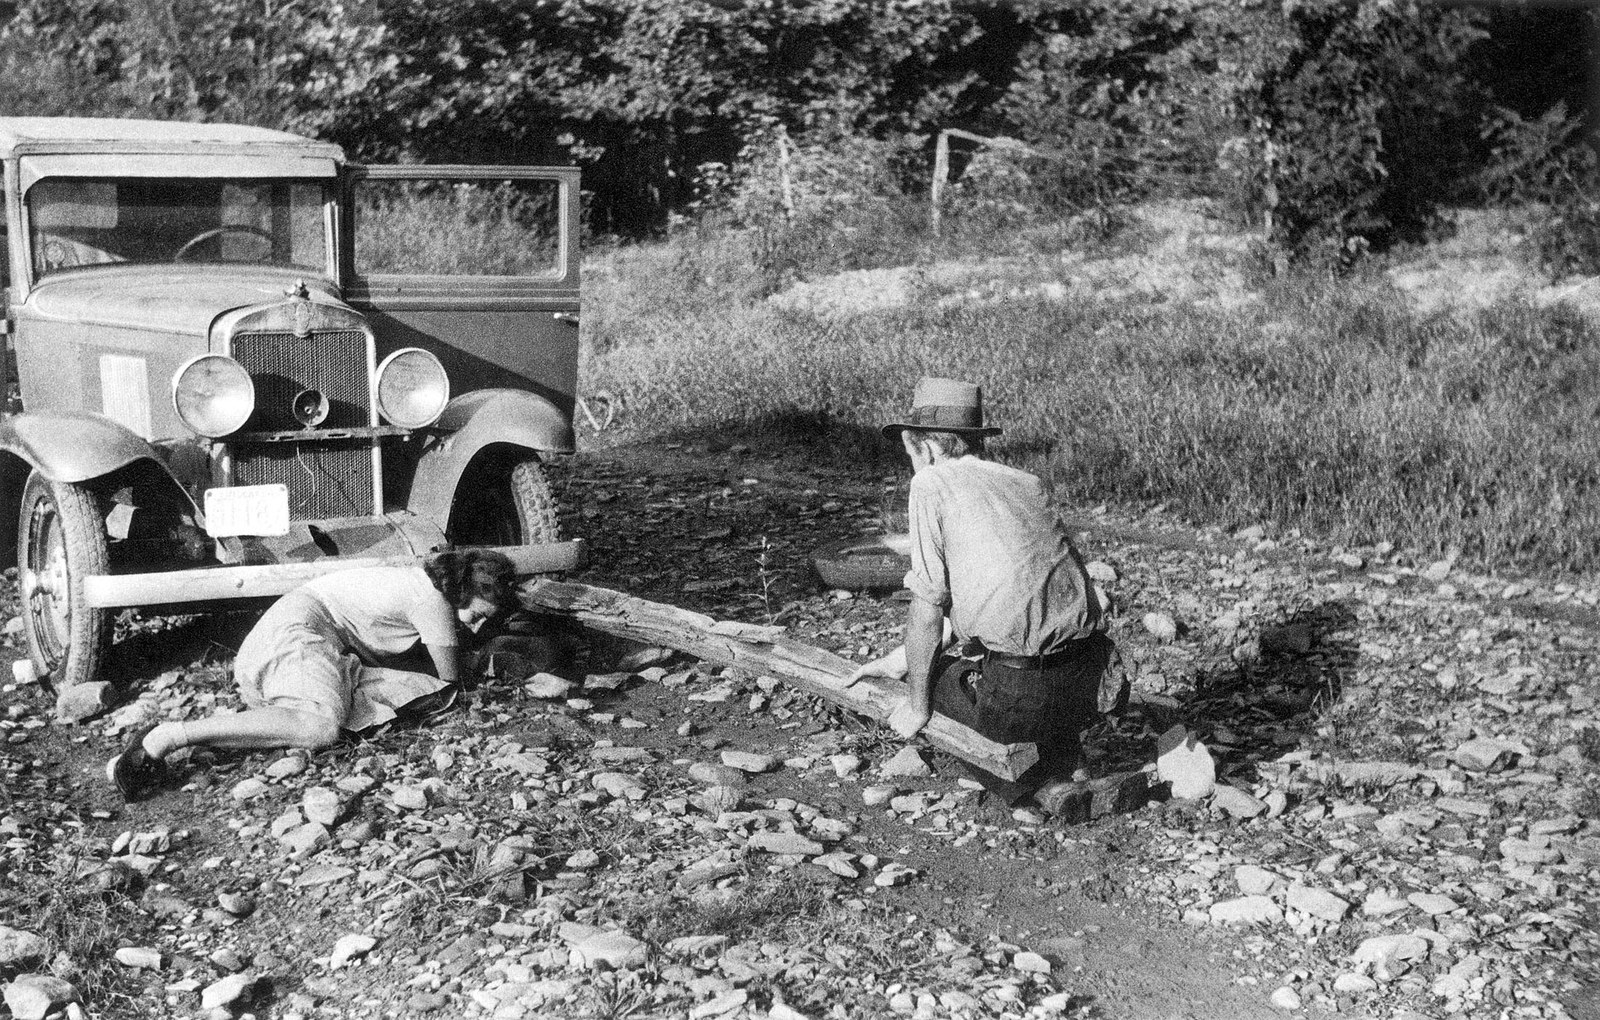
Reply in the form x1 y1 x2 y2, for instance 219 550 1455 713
18 471 112 690
448 455 561 547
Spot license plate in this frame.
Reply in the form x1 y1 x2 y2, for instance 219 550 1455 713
204 484 290 538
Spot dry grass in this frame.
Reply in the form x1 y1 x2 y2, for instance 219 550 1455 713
0 835 152 1012
583 209 1600 573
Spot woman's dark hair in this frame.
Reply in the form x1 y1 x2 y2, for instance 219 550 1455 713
425 550 517 610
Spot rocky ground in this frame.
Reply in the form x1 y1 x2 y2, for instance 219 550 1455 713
1 439 1597 1020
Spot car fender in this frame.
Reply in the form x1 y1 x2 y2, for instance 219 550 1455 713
0 412 197 570
407 389 574 533
0 411 166 484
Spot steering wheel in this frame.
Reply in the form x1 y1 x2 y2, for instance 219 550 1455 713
173 224 275 262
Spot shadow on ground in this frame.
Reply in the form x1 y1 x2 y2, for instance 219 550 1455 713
1089 601 1362 784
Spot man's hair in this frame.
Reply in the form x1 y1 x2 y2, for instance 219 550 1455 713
909 429 984 458
425 549 517 610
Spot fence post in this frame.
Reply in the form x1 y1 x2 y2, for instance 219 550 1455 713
776 124 795 222
931 129 950 235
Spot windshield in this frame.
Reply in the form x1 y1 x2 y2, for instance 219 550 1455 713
26 178 329 279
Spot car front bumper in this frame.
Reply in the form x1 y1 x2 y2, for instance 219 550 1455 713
82 541 585 609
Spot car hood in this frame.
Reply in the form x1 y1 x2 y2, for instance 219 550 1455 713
27 268 344 338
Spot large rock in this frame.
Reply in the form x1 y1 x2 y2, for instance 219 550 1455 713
113 947 162 970
1212 784 1267 819
1351 934 1429 980
720 750 778 774
1209 896 1283 926
1157 726 1215 799
0 926 48 967
1286 884 1351 922
1269 987 1302 1012
1407 892 1459 915
1142 612 1178 643
1332 973 1378 994
231 777 271 802
695 785 742 815
1500 836 1562 865
3 975 79 1020
523 673 573 699
1450 737 1523 773
1360 889 1410 917
568 931 648 971
279 822 330 858
264 755 307 780
302 787 342 827
1085 561 1118 583
880 746 932 778
54 682 115 722
1234 865 1281 896
200 973 254 1009
592 772 647 800
746 831 824 857
329 934 378 970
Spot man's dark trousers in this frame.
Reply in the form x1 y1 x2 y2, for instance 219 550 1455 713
930 631 1114 805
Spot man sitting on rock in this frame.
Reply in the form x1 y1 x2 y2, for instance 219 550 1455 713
848 377 1118 810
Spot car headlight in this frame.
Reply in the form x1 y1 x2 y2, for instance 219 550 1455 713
172 354 254 437
375 348 449 429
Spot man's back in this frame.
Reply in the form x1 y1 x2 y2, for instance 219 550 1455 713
904 456 1099 655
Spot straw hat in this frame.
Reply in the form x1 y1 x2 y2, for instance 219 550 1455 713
882 376 1002 438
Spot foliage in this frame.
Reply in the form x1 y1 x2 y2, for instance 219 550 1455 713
1 0 979 233
987 1 1251 212
1479 103 1600 277
1232 0 1491 258
0 0 1590 255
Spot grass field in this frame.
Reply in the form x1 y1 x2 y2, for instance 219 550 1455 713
581 203 1600 574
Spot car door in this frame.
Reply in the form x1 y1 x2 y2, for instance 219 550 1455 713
340 165 580 420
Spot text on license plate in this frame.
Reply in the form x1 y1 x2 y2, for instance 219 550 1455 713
204 485 290 538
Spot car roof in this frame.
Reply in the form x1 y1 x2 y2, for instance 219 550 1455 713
0 117 344 160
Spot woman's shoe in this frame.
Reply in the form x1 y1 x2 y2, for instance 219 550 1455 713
106 724 167 802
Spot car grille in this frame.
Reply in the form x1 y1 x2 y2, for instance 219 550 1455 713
231 440 372 519
228 329 375 519
231 330 370 430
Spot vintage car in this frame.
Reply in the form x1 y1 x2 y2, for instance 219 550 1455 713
0 117 583 706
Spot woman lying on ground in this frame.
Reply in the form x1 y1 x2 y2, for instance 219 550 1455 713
107 549 517 802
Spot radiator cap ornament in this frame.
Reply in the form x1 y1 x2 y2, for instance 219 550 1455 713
286 279 313 337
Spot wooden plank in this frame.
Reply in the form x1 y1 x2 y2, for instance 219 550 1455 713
520 578 1039 781
83 541 585 608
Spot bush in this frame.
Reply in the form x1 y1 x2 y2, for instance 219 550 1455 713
1478 103 1600 277
1240 0 1491 259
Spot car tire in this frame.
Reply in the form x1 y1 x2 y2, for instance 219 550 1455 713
18 471 112 691
449 454 561 547
811 537 911 591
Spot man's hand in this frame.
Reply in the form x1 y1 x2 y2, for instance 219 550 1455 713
888 698 932 739
844 645 908 687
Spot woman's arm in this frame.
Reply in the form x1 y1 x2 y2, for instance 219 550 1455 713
424 642 463 686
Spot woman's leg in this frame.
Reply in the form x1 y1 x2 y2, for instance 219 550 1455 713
140 637 351 763
145 704 341 756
